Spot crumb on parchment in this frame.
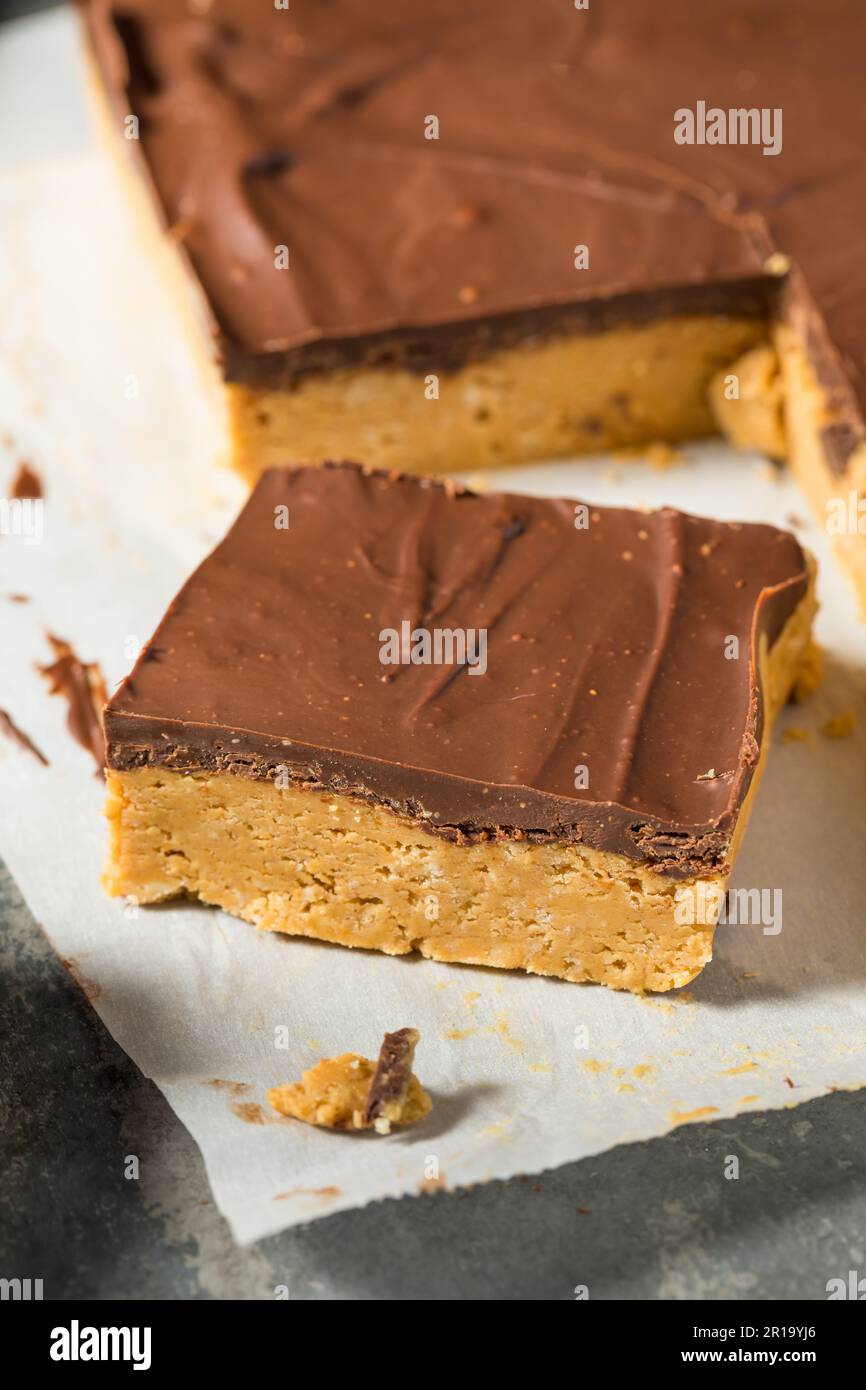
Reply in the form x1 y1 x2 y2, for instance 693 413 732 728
267 1028 431 1134
823 710 856 740
613 440 684 471
781 726 811 744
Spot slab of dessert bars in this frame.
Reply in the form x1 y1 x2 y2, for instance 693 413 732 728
81 0 866 608
103 464 814 993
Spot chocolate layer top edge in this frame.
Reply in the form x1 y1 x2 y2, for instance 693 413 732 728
104 463 810 878
80 0 866 468
219 280 774 393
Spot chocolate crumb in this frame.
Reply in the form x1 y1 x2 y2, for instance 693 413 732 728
363 1026 421 1129
10 462 42 500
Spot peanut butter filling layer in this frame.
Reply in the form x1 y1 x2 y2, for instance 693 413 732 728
228 315 766 480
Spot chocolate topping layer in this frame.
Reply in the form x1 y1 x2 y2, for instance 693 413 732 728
83 0 865 466
105 464 809 877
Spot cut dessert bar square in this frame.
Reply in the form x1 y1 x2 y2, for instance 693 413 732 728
103 463 815 993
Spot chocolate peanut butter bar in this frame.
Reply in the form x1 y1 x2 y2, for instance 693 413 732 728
81 1 866 608
103 464 815 992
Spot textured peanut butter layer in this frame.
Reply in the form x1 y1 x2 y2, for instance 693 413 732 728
103 464 814 991
228 315 766 481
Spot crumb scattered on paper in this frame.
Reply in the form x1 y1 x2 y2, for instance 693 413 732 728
273 1186 340 1205
267 1028 431 1134
418 1173 448 1194
9 460 43 499
615 440 684 471
782 726 811 744
669 1106 720 1127
231 1101 267 1125
823 710 856 739
203 1079 251 1097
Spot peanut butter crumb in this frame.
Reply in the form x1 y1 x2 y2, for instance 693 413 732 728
709 344 786 459
646 440 683 471
764 252 791 276
273 1186 340 1204
823 710 856 739
781 726 810 744
267 1030 431 1132
720 1059 758 1076
203 1078 251 1097
614 440 683 470
669 1105 719 1127
231 1101 267 1125
418 1174 448 1194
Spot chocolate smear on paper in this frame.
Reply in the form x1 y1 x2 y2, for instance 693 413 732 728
0 708 48 765
38 634 108 770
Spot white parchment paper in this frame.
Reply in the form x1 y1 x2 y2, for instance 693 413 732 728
1 10 865 1244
